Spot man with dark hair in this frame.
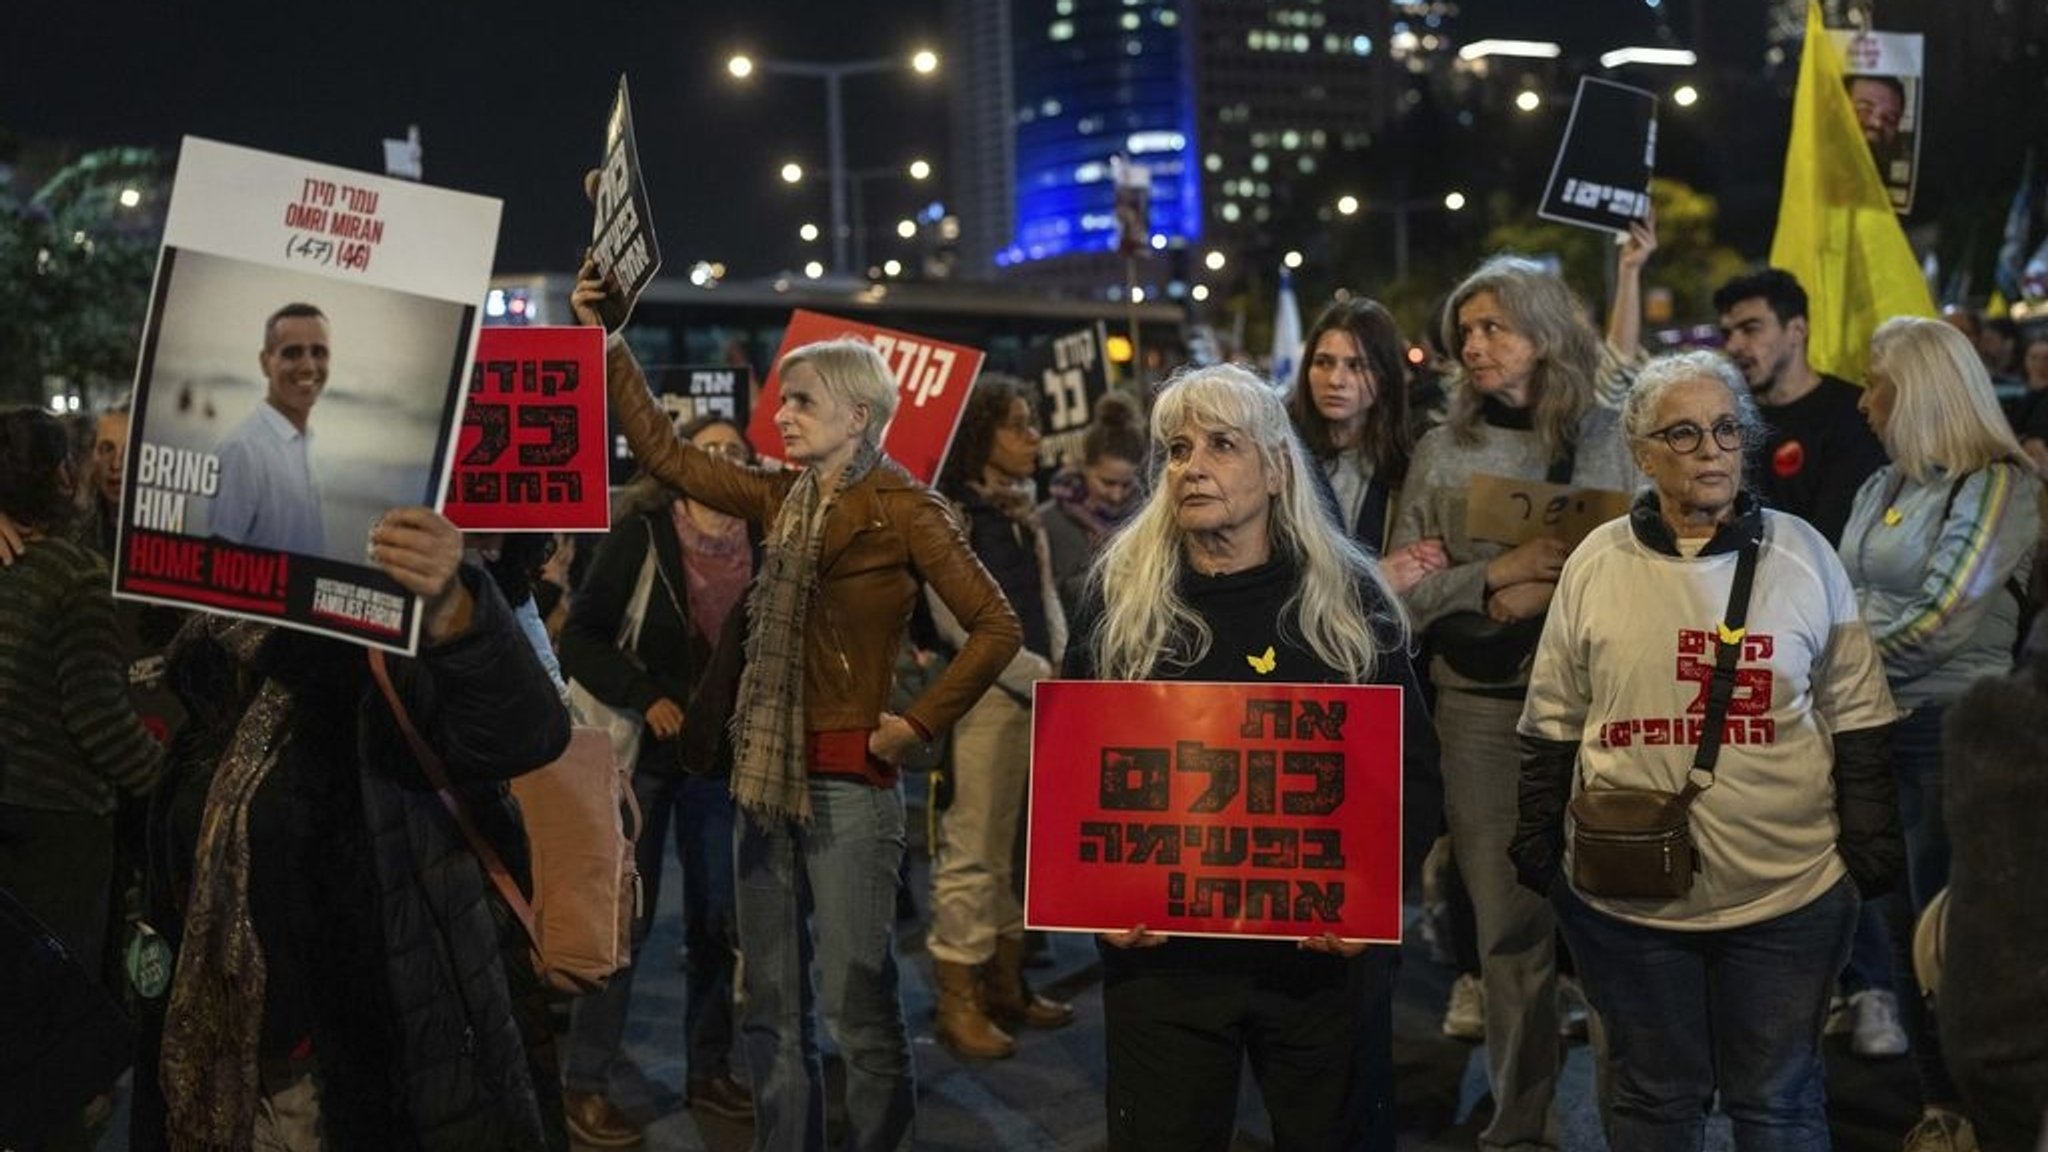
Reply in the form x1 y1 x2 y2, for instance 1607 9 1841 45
1713 268 1888 546
208 303 329 555
1847 75 1906 168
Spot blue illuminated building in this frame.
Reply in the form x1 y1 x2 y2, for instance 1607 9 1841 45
1005 1 1200 265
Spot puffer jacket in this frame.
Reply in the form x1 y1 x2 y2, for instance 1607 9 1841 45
605 339 1020 739
138 569 570 1151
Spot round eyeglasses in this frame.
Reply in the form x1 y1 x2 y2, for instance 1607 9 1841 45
1645 418 1745 454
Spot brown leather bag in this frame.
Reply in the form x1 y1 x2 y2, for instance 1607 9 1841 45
1569 785 1701 899
1568 535 1758 902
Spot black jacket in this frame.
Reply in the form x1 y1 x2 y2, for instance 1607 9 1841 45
140 570 570 1151
559 508 754 775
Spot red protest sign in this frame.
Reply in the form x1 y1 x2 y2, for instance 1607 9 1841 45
1026 680 1405 943
747 310 984 484
445 326 610 531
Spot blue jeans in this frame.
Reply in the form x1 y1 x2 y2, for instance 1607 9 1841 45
736 778 913 1152
1555 877 1857 1152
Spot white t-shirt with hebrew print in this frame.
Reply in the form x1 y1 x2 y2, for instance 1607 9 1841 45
1519 508 1901 931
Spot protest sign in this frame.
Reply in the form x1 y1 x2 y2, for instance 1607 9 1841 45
746 310 984 484
1020 323 1111 471
588 74 661 328
444 326 609 532
1026 681 1405 943
1463 473 1633 549
1830 29 1925 213
1538 77 1658 236
606 364 757 486
115 137 499 653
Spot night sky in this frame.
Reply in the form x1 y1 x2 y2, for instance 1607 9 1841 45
16 0 2027 288
6 3 951 276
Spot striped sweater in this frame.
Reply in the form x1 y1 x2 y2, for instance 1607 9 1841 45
1839 460 2043 708
0 537 162 813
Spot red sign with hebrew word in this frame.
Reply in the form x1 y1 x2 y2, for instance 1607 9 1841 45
747 309 984 484
445 326 609 531
1026 680 1405 943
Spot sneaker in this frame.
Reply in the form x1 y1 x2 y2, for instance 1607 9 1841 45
1557 975 1590 1041
1442 973 1485 1041
1849 988 1909 1058
1824 993 1851 1037
1901 1107 1979 1152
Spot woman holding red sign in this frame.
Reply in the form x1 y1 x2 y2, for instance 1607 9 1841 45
1063 363 1432 1152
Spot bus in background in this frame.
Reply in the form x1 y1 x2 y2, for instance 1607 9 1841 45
484 272 1189 384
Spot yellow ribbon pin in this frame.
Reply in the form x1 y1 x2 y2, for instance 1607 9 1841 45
1717 621 1746 646
1246 645 1277 675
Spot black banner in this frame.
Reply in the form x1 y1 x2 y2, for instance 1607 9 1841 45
1538 77 1657 236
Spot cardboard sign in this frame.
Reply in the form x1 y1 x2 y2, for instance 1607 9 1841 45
746 310 985 484
444 327 609 532
1026 681 1405 943
1830 29 1925 214
610 364 757 485
1538 77 1658 236
1020 323 1111 471
115 137 499 653
1464 473 1633 549
589 74 661 326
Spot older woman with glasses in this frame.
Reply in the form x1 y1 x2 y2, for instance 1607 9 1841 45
1512 350 1904 1152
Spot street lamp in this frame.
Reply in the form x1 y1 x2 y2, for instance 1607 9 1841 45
727 46 942 275
1443 190 1467 212
907 158 932 181
1673 84 1700 108
780 161 805 184
1514 89 1543 113
799 222 821 242
1336 194 1361 216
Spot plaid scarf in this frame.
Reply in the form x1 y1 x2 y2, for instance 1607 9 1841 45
160 617 290 1152
730 439 880 824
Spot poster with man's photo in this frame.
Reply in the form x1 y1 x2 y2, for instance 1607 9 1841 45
114 137 500 653
1829 29 1925 213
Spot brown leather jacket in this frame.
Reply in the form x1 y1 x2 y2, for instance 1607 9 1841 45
604 339 1020 738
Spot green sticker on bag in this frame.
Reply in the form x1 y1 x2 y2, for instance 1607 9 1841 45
125 921 173 1000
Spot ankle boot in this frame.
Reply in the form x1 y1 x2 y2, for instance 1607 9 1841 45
934 959 1016 1058
982 935 1075 1031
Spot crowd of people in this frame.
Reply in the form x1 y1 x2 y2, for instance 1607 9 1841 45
2 229 2046 1152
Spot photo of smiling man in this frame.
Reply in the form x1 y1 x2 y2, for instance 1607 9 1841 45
210 302 330 554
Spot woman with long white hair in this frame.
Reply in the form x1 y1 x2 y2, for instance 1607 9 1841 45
1065 363 1433 1151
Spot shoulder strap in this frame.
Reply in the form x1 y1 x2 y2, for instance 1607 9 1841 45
1682 536 1762 802
365 649 540 953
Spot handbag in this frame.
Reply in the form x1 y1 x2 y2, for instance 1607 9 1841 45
565 520 659 773
369 650 641 996
1569 535 1759 900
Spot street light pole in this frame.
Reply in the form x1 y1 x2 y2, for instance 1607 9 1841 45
730 50 937 277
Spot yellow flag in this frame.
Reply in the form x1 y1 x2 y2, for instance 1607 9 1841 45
1768 1 1934 383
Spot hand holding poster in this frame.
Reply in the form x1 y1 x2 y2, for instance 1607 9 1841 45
1538 77 1658 236
587 74 661 330
1026 681 1405 942
1463 472 1633 549
746 310 985 484
444 327 609 532
115 137 499 653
